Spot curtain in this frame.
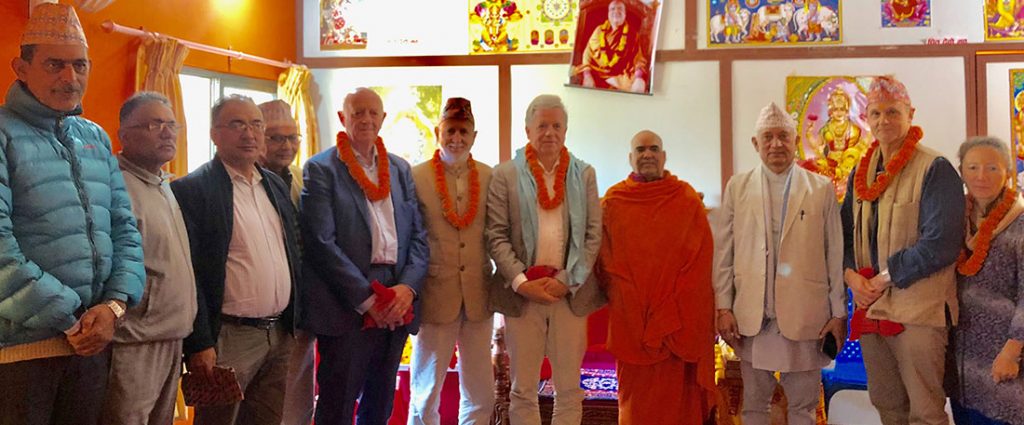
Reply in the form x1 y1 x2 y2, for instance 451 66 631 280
278 65 319 165
135 37 189 177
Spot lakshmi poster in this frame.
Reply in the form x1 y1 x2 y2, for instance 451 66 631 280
708 0 841 46
786 76 873 201
369 86 443 164
881 0 930 28
986 0 1024 41
469 0 579 54
1009 69 1024 189
567 0 662 95
320 0 369 50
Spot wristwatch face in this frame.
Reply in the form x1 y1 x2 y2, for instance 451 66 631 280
106 301 126 318
542 0 570 21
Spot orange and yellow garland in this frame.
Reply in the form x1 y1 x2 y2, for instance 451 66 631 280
957 187 1018 276
337 132 390 201
853 126 923 202
525 144 569 210
431 150 480 229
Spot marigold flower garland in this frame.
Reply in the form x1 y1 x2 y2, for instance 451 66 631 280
336 132 390 201
957 187 1018 276
854 126 923 202
525 144 569 210
431 150 480 229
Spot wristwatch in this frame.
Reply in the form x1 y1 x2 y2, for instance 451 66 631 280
105 300 126 319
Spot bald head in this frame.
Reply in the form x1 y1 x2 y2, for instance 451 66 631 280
340 87 386 148
629 130 666 181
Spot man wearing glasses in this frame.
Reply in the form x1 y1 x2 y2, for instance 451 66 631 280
0 4 145 424
103 92 198 424
172 95 302 425
257 100 315 425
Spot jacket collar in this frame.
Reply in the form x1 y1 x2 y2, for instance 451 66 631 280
4 81 83 131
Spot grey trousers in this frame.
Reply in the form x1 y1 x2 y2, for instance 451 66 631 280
861 325 949 425
281 330 316 425
739 361 820 425
193 322 293 425
102 339 183 425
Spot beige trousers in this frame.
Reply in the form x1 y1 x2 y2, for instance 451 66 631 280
408 315 495 425
102 339 183 425
739 361 820 425
861 325 949 425
193 322 293 425
505 299 587 425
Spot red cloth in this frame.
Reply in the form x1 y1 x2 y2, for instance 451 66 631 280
597 173 716 423
848 268 905 340
361 280 414 329
524 265 558 280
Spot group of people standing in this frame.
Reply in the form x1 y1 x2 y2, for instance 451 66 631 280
1 3 1023 425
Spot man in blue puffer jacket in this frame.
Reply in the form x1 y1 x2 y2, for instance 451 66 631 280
0 4 145 425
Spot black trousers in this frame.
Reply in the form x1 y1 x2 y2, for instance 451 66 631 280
0 349 110 425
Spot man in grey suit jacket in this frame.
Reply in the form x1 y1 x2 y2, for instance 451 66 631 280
486 94 603 425
712 102 846 425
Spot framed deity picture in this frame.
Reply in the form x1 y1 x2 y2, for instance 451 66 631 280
566 0 662 95
468 0 579 54
708 0 841 47
881 0 930 28
320 0 369 50
786 76 875 201
1009 69 1024 189
986 0 1024 41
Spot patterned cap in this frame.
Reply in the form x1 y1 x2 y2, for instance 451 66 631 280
867 75 912 106
21 3 88 47
258 99 296 128
754 102 796 134
440 97 474 124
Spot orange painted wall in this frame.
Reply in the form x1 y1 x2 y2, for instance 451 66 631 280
0 0 296 149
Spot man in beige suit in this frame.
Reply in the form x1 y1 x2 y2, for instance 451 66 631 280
486 94 603 425
713 102 846 425
408 97 495 425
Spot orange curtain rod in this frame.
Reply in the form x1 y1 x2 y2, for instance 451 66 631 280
101 20 293 69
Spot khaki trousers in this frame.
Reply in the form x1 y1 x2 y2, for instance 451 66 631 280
408 315 495 425
102 339 183 425
861 325 949 425
505 299 586 425
193 322 293 425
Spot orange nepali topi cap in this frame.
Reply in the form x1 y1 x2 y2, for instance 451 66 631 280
21 3 88 47
866 75 912 106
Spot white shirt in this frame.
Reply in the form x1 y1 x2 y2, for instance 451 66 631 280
221 164 291 318
354 145 398 265
512 159 566 291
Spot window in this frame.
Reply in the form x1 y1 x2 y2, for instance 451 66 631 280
179 68 276 172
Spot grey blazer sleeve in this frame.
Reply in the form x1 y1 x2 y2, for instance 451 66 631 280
486 165 526 286
712 177 737 310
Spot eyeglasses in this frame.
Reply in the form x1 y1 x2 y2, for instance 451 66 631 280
217 120 265 133
267 134 302 145
127 120 180 133
41 59 90 75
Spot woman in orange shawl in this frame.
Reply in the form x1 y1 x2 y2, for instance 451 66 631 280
597 130 716 425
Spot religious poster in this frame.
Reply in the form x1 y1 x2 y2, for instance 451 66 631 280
469 0 579 54
1009 69 1024 189
708 0 841 46
986 0 1024 41
881 0 930 27
320 0 369 50
369 85 443 164
786 76 874 201
566 0 662 95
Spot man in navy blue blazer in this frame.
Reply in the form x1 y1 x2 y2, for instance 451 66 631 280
300 87 429 425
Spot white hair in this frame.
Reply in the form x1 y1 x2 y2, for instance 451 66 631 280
524 94 568 126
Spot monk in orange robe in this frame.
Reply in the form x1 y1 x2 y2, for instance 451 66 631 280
597 130 717 425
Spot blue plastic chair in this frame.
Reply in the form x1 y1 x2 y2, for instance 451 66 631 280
821 288 869 410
